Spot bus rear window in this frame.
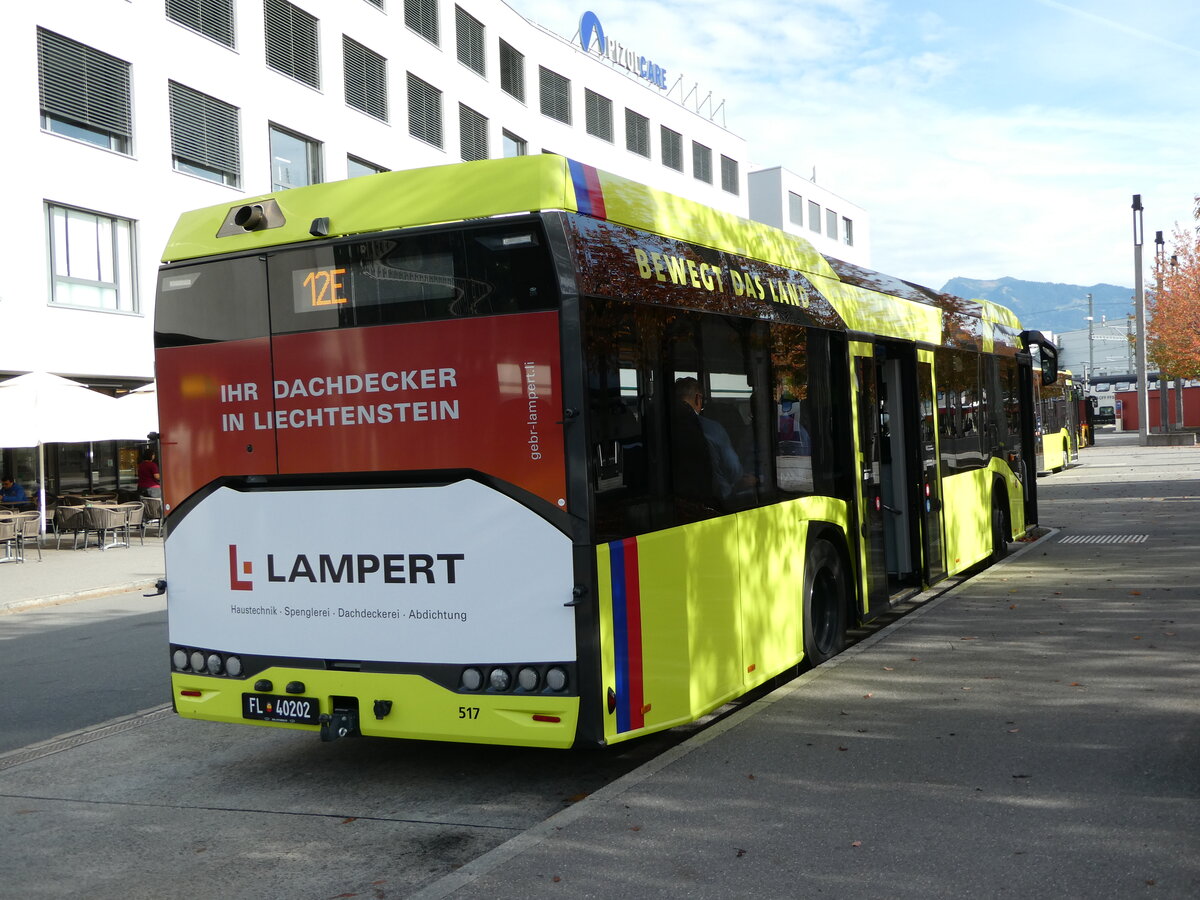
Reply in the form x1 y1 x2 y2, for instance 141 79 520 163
155 256 269 347
267 223 559 334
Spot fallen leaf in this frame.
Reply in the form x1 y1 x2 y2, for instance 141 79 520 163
1133 636 1143 641
851 841 863 848
341 817 357 824
1130 591 1142 596
629 826 641 832
552 876 562 883
863 693 874 699
883 666 894 671
1007 729 1020 733
736 848 748 858
838 746 849 752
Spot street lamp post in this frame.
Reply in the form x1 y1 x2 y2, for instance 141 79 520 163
1133 195 1149 445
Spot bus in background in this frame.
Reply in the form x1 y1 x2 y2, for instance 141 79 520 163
155 155 1058 749
1036 369 1081 472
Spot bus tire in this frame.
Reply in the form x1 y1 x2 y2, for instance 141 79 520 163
802 538 848 667
990 495 1009 563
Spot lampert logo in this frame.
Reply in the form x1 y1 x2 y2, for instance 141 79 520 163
230 544 253 591
227 544 464 591
578 10 668 90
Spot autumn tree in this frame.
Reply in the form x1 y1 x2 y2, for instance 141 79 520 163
1147 225 1200 381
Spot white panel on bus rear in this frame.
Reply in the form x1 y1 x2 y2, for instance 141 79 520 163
165 481 575 664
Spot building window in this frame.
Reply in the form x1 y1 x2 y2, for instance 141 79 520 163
405 0 438 45
720 155 739 194
626 109 650 157
842 217 854 246
407 72 442 147
539 67 570 124
37 29 132 154
825 209 838 241
46 203 137 313
502 130 527 157
692 142 712 184
270 124 321 191
343 36 388 121
661 126 682 171
460 104 487 161
499 40 524 102
788 192 803 226
168 81 240 185
808 200 821 233
585 90 612 142
348 155 386 178
264 0 320 89
456 6 485 76
166 0 235 47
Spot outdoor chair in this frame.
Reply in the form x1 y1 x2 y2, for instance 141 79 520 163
86 504 130 550
117 502 145 546
0 514 17 563
54 506 90 550
141 497 164 537
15 512 42 561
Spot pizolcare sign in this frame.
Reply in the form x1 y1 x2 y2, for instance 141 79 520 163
579 11 668 90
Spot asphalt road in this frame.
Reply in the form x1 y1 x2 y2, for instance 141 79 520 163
0 589 169 754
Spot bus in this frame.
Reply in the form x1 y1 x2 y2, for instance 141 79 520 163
1036 369 1081 472
156 155 1058 749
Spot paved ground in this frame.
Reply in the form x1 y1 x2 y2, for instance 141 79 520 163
3 432 1198 898
413 433 1200 898
0 527 163 614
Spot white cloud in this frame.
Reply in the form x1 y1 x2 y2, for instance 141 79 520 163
509 0 1199 289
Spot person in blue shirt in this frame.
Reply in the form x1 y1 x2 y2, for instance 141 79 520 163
1 477 28 503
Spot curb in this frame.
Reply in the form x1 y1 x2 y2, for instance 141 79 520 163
0 580 161 615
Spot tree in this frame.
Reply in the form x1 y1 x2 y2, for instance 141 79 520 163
1147 225 1200 382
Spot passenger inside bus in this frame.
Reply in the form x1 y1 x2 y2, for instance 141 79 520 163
674 377 756 504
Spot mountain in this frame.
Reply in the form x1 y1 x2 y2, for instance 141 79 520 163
939 277 1134 337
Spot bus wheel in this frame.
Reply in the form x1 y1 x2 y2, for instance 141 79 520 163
990 497 1009 563
803 539 848 667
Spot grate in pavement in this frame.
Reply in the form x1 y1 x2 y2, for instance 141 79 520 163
1059 534 1149 544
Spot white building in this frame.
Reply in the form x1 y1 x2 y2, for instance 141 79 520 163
5 0 871 493
748 166 869 266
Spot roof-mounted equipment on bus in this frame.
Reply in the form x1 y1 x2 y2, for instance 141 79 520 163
217 198 285 236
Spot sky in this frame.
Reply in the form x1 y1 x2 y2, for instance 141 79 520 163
510 0 1199 305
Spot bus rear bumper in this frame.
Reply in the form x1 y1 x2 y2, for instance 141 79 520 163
170 668 580 749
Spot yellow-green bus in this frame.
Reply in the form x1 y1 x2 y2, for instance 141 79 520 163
156 155 1058 749
1036 369 1081 472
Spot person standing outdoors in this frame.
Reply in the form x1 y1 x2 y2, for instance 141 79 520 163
137 450 161 498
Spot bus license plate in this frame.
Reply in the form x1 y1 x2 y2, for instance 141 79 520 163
242 693 320 725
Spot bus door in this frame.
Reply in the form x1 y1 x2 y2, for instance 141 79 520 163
852 350 889 614
855 343 924 612
916 360 945 583
875 343 924 595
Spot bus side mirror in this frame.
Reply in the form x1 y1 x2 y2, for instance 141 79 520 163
1020 330 1059 385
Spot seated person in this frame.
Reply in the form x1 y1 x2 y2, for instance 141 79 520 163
675 378 756 503
1 477 28 503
